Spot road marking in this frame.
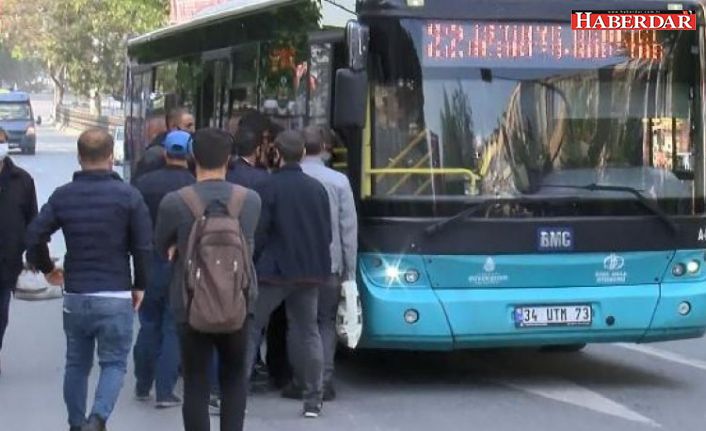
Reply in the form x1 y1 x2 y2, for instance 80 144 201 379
616 343 706 372
497 377 660 427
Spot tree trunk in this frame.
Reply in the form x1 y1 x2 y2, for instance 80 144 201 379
90 91 102 117
49 65 65 122
51 80 65 123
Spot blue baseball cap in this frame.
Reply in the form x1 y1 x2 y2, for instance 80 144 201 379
164 130 192 158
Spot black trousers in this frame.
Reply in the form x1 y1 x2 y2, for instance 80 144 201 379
0 287 11 352
180 324 248 431
265 303 291 387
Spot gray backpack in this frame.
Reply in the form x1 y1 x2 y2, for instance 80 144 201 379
178 186 251 333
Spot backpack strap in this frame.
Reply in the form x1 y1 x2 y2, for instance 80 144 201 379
226 186 248 217
178 186 206 219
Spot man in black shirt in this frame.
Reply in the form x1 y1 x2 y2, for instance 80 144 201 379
226 126 269 192
133 131 195 408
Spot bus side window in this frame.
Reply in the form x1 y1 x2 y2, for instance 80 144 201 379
308 43 333 126
227 44 260 132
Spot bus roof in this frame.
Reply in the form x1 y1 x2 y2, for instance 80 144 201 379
128 0 354 49
129 0 295 47
0 91 30 103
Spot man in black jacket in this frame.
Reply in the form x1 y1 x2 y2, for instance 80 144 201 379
0 130 57 375
26 129 152 431
133 130 195 408
247 130 332 418
132 108 195 183
226 126 269 192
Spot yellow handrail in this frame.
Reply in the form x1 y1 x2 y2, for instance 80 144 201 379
386 154 431 195
368 167 479 178
414 178 432 195
367 167 480 194
375 129 429 183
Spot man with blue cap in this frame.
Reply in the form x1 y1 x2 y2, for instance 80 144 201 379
133 130 195 408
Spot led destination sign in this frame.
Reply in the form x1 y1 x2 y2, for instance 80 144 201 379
424 21 664 67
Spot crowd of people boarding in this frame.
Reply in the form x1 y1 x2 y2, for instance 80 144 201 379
0 106 358 431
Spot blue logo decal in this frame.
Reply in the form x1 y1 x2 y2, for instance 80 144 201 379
537 227 574 251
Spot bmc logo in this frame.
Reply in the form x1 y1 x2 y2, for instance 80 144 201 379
537 228 574 251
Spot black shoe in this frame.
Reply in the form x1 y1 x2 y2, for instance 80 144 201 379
303 402 322 418
323 382 336 402
281 382 303 400
70 427 82 431
251 361 269 384
82 414 106 431
135 387 150 402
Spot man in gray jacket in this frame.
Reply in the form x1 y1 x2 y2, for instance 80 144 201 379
154 128 260 431
282 125 357 401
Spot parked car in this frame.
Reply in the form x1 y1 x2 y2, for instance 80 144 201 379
112 125 125 165
0 90 40 155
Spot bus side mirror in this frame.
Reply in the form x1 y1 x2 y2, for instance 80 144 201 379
36 116 42 125
333 68 368 129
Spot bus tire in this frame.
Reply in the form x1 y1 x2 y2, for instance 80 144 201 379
539 343 587 353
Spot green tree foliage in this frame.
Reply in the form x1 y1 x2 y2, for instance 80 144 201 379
259 0 322 102
2 0 168 114
0 45 44 90
440 83 475 169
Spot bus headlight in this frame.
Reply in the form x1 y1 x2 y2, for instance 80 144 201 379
672 263 686 277
385 266 401 282
686 260 700 274
25 126 36 136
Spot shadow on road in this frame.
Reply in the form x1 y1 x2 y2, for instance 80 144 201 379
336 347 681 391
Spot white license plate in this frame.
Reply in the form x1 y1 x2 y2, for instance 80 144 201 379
514 305 592 328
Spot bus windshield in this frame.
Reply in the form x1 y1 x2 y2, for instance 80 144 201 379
0 102 32 121
369 19 701 213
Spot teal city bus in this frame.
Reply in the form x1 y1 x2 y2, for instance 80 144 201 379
125 0 706 351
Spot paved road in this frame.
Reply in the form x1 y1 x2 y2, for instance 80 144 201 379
1 126 706 430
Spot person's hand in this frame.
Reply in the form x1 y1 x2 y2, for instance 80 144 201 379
45 268 64 286
132 290 144 311
167 246 177 262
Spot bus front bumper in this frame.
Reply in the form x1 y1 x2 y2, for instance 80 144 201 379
358 278 706 350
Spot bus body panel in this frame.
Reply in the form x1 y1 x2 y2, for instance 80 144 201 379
644 281 706 342
358 252 706 350
439 285 658 348
358 259 455 350
423 252 675 289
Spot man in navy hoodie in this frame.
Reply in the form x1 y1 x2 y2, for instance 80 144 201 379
247 130 331 418
26 128 152 431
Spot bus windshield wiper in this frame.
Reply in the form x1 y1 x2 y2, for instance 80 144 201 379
424 199 507 236
541 183 679 235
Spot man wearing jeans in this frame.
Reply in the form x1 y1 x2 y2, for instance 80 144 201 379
26 129 152 431
133 131 195 408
